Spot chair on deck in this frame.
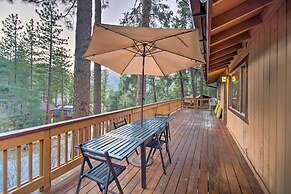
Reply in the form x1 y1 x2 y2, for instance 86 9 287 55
155 113 171 140
76 144 125 194
113 118 139 164
146 114 172 175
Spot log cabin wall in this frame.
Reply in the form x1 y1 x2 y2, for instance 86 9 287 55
224 1 291 193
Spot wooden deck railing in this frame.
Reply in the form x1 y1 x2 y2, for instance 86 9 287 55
0 98 208 194
182 97 210 109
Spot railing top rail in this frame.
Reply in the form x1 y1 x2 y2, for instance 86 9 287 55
0 98 182 141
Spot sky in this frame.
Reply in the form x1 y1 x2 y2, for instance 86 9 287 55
0 0 178 70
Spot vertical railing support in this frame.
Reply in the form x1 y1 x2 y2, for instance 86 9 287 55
40 130 51 191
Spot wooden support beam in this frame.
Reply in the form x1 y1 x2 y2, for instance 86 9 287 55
213 0 221 6
209 59 232 69
209 65 229 72
210 44 242 61
210 32 250 54
210 53 234 65
210 59 232 70
211 0 272 31
209 63 229 72
206 0 213 83
211 15 262 46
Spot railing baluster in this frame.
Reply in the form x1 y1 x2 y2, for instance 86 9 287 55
28 143 33 181
102 122 105 135
39 140 43 177
3 150 8 194
88 126 92 140
93 124 97 138
57 135 61 167
96 123 100 137
77 129 81 156
71 131 75 159
65 132 68 163
83 128 86 142
106 121 109 133
17 146 21 188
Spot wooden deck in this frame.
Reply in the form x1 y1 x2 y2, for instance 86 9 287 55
38 109 263 194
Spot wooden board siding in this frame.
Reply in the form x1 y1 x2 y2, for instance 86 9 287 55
286 2 291 194
34 109 263 194
225 1 291 193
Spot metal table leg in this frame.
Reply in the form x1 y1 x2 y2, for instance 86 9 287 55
140 142 146 189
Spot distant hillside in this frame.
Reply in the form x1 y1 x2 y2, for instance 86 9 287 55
90 69 120 91
107 69 120 91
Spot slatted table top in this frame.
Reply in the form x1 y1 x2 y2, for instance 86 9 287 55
80 116 173 160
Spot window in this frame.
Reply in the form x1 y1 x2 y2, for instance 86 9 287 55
217 82 221 100
229 59 248 117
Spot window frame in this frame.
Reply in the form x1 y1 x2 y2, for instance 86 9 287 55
228 57 248 122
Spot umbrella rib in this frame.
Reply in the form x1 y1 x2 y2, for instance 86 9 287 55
84 45 142 58
124 48 143 56
120 52 139 74
96 23 142 44
147 50 166 76
154 30 194 42
96 23 194 45
151 45 205 64
175 36 189 47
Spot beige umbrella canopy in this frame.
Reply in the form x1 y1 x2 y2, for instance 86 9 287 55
84 23 205 124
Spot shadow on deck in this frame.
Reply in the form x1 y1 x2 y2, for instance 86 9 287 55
37 108 263 194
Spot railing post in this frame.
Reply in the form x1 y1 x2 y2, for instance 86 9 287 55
181 98 183 108
129 109 133 123
40 130 51 191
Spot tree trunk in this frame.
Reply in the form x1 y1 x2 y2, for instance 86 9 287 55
200 65 204 98
61 78 64 120
93 0 102 114
14 26 17 84
166 77 170 99
30 40 33 95
190 67 196 97
73 0 92 118
152 76 157 102
136 0 151 106
54 90 58 106
179 71 185 98
46 10 53 124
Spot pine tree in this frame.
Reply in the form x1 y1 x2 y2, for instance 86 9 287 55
74 0 92 118
36 1 69 123
0 15 44 131
51 47 72 120
1 14 23 84
171 0 195 98
93 0 102 115
101 68 109 112
120 0 174 106
23 19 38 94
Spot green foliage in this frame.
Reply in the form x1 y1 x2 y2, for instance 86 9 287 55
35 2 71 122
118 75 137 108
0 3 73 132
120 0 174 27
172 0 193 28
101 68 109 110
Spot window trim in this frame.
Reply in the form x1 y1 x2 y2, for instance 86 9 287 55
228 57 248 122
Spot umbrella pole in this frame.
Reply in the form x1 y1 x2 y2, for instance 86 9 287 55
141 43 146 127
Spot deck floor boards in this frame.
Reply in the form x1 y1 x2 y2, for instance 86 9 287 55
37 109 263 194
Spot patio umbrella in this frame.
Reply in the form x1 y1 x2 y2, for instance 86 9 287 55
84 23 205 125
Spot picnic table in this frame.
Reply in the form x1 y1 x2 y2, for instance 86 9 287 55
79 116 173 189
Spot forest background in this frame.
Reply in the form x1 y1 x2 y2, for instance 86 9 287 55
0 0 216 133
